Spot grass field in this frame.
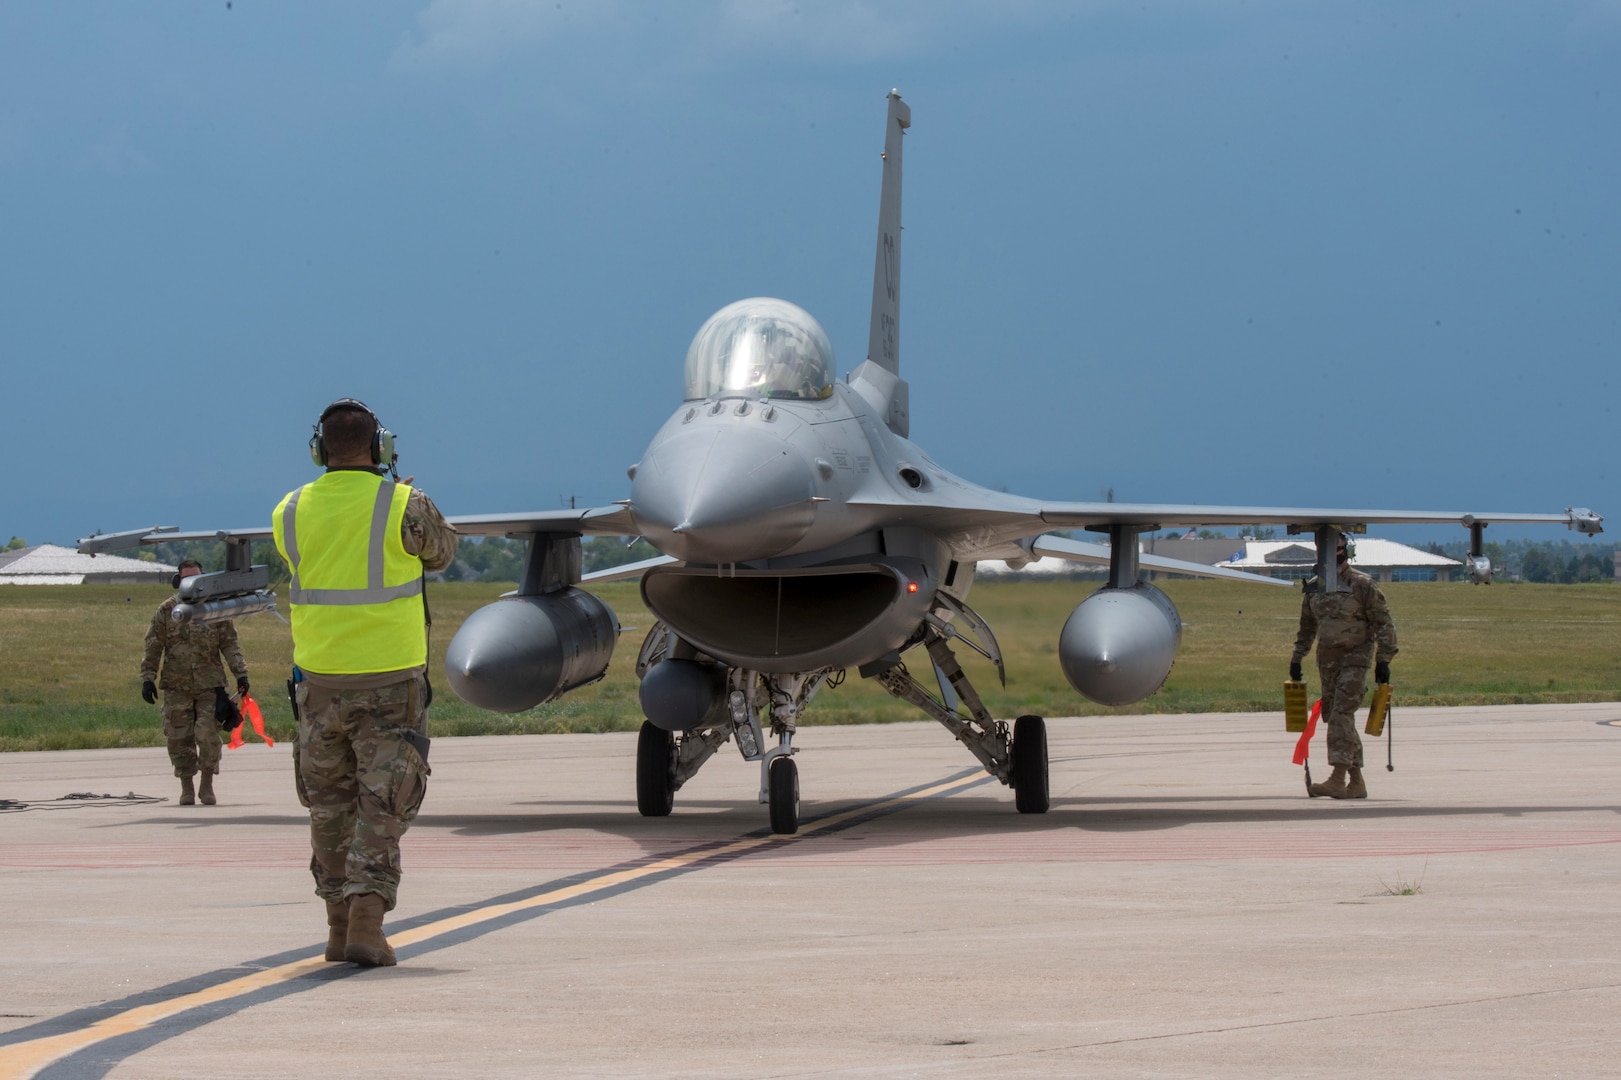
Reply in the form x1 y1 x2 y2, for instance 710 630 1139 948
1 578 1616 752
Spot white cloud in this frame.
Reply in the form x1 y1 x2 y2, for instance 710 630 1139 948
391 0 630 72
711 0 920 62
707 0 1111 61
391 0 1103 74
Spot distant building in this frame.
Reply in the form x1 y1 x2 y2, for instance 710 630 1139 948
1217 538 1461 583
1140 536 1252 567
0 544 177 586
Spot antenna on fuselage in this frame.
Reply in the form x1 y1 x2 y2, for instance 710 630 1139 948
866 89 910 376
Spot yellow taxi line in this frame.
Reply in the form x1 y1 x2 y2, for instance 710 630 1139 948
0 770 987 1080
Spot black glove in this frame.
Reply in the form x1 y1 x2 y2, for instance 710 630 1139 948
237 675 250 695
214 686 244 731
1288 660 1302 683
141 680 158 705
1375 661 1391 685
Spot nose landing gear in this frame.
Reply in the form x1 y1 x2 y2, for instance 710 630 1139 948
767 751 800 835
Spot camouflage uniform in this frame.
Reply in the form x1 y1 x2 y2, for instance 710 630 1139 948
141 597 248 779
290 486 457 911
1291 567 1399 768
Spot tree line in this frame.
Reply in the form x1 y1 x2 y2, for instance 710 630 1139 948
1424 538 1615 583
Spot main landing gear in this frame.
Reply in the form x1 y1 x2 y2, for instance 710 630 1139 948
635 722 676 817
1011 713 1049 814
633 600 1051 830
869 608 1050 815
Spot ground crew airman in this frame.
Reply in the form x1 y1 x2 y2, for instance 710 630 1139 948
273 399 457 967
140 558 250 806
1289 537 1398 799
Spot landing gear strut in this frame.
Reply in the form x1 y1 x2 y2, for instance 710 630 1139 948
869 616 1050 814
633 640 833 831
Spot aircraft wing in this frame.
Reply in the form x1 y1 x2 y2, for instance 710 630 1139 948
582 554 680 584
1035 501 1605 535
80 504 639 555
848 488 1603 561
1028 533 1293 586
78 525 273 554
446 505 637 539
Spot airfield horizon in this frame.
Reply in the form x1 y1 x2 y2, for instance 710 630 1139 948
2 578 1616 753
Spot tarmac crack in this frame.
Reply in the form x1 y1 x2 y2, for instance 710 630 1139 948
727 982 1621 1079
984 981 1621 1060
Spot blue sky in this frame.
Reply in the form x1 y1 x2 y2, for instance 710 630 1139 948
3 1 1616 550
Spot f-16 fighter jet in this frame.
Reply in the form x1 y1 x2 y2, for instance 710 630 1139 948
84 92 1603 834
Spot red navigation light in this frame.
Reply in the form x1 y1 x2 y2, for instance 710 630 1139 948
907 582 919 593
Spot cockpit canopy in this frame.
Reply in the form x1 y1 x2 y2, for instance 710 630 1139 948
683 297 835 402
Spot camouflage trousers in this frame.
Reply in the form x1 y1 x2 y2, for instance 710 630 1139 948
162 690 223 778
1316 649 1370 769
292 673 431 912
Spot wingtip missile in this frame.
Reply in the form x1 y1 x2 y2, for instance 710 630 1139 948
77 525 178 556
1567 507 1603 535
173 591 279 625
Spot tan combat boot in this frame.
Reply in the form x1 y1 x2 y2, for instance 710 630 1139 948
344 893 397 967
324 899 350 962
1309 765 1348 798
198 771 216 806
179 774 196 806
1339 766 1367 800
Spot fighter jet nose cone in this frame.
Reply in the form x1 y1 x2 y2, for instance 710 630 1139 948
631 422 817 563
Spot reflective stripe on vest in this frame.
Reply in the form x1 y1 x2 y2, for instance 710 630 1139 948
273 472 425 674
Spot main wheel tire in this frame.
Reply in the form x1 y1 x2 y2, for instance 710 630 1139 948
767 756 799 835
636 721 676 817
1011 714 1050 814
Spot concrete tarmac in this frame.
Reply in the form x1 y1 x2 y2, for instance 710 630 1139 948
2 703 1618 1079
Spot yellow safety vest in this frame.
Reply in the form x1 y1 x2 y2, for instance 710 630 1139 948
272 471 425 674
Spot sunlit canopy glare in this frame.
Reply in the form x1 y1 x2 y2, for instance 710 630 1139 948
683 297 835 402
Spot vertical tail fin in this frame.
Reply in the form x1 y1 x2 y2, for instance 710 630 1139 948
866 90 911 376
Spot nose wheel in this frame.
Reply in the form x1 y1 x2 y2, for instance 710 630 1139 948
767 755 799 835
636 721 676 817
1011 714 1049 814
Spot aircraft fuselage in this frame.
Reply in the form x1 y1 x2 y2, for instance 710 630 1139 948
629 382 975 672
632 385 917 562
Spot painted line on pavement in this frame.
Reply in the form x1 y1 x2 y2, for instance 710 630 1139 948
0 768 994 1080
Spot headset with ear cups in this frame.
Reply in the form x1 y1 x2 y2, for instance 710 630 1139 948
309 398 397 470
170 561 203 589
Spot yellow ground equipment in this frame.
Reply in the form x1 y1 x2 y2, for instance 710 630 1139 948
1365 683 1392 736
1284 680 1309 732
